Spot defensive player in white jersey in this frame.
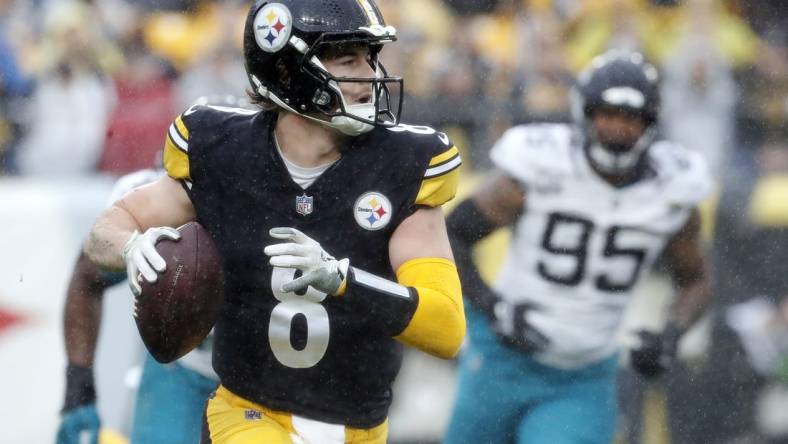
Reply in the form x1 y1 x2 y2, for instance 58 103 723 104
443 51 713 443
57 168 219 444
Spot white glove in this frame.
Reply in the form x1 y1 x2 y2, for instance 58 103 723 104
264 227 349 295
121 227 181 296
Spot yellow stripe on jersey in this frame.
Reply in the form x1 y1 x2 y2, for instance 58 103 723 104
174 115 189 140
167 115 189 152
415 146 462 207
395 258 465 359
163 138 191 180
749 174 788 227
429 146 459 166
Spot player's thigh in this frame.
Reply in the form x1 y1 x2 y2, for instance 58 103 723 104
443 354 525 444
515 379 617 444
202 386 388 444
201 392 292 444
131 355 217 444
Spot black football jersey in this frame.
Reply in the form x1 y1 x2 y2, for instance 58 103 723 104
162 104 461 427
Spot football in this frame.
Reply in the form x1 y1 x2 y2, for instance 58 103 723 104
134 222 224 363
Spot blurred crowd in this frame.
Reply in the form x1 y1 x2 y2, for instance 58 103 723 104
0 0 248 176
0 0 785 177
0 0 786 442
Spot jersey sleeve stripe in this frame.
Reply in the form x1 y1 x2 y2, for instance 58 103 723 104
163 139 191 180
424 154 462 179
174 115 190 139
168 123 189 153
428 146 459 166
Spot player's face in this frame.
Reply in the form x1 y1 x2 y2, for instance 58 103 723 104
321 44 377 106
591 108 647 153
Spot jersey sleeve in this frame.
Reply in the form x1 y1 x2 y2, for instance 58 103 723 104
162 112 192 181
488 124 574 186
413 139 462 207
652 141 714 208
678 150 713 207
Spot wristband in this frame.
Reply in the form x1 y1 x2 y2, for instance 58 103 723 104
63 364 96 412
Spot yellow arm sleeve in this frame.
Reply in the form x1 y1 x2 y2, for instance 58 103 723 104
394 257 466 359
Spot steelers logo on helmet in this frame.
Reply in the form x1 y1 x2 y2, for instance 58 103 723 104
354 192 393 231
253 3 292 53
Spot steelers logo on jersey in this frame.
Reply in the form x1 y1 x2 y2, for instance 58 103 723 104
253 3 292 53
354 192 392 231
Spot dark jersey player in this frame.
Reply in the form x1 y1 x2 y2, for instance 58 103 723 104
84 1 466 443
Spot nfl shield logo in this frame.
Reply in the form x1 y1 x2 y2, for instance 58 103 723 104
296 194 313 216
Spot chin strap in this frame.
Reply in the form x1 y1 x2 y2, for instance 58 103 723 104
329 103 376 135
251 75 375 136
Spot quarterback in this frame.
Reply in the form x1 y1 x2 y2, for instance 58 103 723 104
85 1 465 443
443 51 713 443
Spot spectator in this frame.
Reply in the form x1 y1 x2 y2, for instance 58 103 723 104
661 34 737 177
175 43 247 111
173 1 247 109
0 0 32 173
98 29 177 175
509 4 574 124
141 0 245 72
14 0 115 176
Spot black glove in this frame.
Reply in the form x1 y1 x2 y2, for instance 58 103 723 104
630 323 681 379
490 299 551 354
62 364 96 412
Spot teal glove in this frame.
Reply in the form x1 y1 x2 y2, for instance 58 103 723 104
56 404 100 444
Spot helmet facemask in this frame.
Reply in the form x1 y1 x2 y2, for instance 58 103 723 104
585 123 657 175
580 102 656 176
299 34 403 135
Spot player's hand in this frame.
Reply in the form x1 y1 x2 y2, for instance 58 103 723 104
264 227 349 295
491 299 550 353
57 364 99 444
121 227 181 296
56 405 100 444
629 324 681 379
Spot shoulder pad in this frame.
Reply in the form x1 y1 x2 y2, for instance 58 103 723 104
385 123 461 207
385 123 454 157
179 103 259 138
106 169 163 206
163 104 260 181
489 124 575 185
650 141 713 207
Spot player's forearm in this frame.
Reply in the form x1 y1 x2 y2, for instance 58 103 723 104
84 205 141 270
446 199 499 313
340 258 466 359
63 252 107 367
671 273 713 333
664 210 712 333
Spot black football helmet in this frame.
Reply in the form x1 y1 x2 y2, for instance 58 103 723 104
243 0 403 136
571 50 660 175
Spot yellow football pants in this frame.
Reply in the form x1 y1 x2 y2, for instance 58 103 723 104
202 385 388 444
